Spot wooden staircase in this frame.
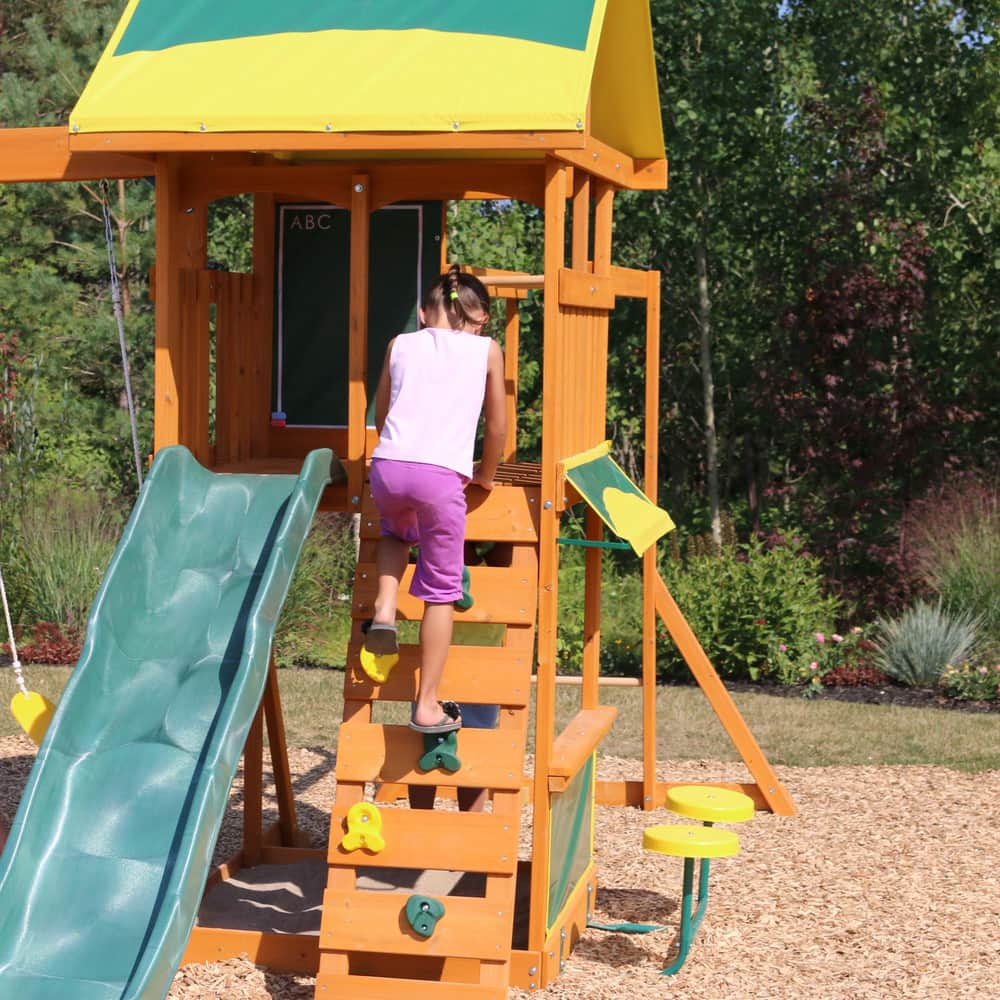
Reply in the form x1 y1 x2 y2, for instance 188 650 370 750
316 474 540 997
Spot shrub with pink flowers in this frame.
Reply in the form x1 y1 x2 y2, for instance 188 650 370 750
765 625 878 691
941 660 1000 703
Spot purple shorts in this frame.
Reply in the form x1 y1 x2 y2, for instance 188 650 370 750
369 458 467 604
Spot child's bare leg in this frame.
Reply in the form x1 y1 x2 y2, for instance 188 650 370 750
373 535 409 626
413 601 458 727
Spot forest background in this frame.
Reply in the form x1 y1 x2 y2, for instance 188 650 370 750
1 1 997 698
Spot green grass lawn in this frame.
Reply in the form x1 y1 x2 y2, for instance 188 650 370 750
5 666 999 772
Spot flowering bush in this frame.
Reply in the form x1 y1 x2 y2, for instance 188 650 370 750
941 660 1000 703
764 626 879 692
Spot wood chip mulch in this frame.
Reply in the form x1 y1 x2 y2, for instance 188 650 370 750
2 737 998 999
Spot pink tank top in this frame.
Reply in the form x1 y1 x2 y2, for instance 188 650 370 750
372 328 492 477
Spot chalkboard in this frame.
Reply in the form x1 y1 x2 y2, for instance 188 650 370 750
272 201 443 427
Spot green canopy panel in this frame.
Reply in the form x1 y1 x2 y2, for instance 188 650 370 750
564 440 675 556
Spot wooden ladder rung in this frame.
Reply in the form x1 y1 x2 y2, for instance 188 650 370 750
319 889 513 960
314 973 504 999
360 485 540 544
352 564 536 625
327 804 519 874
336 724 525 791
343 646 532 706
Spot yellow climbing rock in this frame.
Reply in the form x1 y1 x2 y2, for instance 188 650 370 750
340 802 386 854
359 646 399 685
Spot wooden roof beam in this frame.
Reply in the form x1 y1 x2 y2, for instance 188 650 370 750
0 126 155 183
67 129 586 156
553 134 667 191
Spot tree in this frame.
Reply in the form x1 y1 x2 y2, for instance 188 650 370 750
615 0 791 541
0 1 155 494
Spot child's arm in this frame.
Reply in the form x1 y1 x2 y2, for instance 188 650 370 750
373 338 396 435
471 339 507 490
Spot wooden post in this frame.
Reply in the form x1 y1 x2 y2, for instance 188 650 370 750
529 157 568 961
503 299 519 462
261 656 299 845
251 193 277 460
347 174 371 508
642 269 661 810
154 154 208 456
242 706 264 867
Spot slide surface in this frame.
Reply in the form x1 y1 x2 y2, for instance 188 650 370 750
0 446 331 1000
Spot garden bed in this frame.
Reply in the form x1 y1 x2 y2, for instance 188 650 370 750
722 679 1000 714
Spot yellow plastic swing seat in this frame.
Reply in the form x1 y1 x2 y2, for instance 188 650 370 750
10 691 56 747
665 785 755 824
643 825 740 859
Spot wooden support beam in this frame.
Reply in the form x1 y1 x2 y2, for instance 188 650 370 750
261 657 299 846
596 779 775 811
652 572 797 816
347 173 371 508
503 300 519 461
557 268 615 310
642 269 662 811
529 156 569 956
571 171 591 270
553 135 668 191
0 126 155 182
153 155 208 455
581 505 603 710
70 129 586 155
242 707 264 868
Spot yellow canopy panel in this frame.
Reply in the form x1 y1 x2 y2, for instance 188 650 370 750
69 0 664 161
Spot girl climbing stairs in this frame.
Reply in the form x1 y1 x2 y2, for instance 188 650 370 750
316 475 540 997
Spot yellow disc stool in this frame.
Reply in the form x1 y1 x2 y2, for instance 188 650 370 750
666 785 755 825
643 824 741 975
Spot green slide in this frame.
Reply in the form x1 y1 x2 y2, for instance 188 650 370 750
0 446 331 999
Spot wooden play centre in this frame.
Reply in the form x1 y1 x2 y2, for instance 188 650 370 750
0 1 795 996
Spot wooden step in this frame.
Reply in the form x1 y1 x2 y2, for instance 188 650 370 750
328 805 519 874
336 724 525 790
360 483 540 544
315 971 505 999
344 646 532 707
319 888 513 959
352 564 536 625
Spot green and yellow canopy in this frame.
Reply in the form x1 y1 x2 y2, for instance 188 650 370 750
564 441 674 556
70 0 664 160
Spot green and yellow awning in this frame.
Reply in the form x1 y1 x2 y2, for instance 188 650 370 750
69 0 664 160
564 441 674 556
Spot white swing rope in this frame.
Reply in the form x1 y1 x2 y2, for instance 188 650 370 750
99 179 144 490
0 564 28 698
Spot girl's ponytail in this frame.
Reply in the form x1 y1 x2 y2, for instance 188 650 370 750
424 264 491 332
